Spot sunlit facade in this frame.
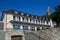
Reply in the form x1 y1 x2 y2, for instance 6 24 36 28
2 9 56 31
0 9 56 40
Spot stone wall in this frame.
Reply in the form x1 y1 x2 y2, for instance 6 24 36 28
31 28 60 40
0 31 6 40
0 30 25 40
0 28 60 40
5 30 25 40
25 33 40 40
52 28 60 40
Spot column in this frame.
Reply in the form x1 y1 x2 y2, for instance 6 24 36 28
48 22 50 25
28 26 30 30
35 26 37 31
20 25 23 30
20 17 23 22
45 21 47 25
50 19 54 27
35 20 36 24
28 18 30 23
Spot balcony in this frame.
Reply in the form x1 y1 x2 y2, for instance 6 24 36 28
10 20 51 27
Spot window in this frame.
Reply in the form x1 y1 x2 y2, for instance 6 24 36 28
32 16 33 18
21 13 24 15
15 11 18 14
37 27 40 30
30 19 31 22
23 26 28 30
41 21 45 24
27 14 29 16
13 16 15 20
47 21 48 24
23 18 28 22
30 26 35 31
13 25 20 30
39 18 41 19
36 20 40 24
13 16 20 21
30 19 34 23
33 20 35 23
36 16 37 18
36 20 37 23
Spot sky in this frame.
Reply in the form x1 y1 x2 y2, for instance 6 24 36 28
0 0 60 16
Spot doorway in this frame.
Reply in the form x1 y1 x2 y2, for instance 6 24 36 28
11 35 22 40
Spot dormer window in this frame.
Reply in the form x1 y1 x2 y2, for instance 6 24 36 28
27 14 29 16
21 13 24 15
32 16 33 18
43 18 45 20
47 21 48 24
39 18 41 19
15 11 18 14
46 18 48 20
36 16 37 18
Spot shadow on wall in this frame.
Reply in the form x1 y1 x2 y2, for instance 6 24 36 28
0 21 4 30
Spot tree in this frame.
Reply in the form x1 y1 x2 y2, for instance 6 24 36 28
50 5 60 26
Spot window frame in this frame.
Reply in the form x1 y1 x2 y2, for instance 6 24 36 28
23 26 28 30
13 25 20 30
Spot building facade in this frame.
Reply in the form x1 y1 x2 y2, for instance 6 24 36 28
2 9 56 31
0 9 56 40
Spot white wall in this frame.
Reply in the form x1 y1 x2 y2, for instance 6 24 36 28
3 13 13 30
6 14 13 30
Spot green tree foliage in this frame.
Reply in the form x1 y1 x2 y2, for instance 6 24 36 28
50 5 60 26
46 13 51 18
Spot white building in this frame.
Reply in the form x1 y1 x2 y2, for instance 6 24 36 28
0 8 56 40
2 9 56 31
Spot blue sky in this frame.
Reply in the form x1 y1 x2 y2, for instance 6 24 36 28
0 0 60 16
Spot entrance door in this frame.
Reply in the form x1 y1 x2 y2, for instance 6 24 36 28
11 35 22 40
